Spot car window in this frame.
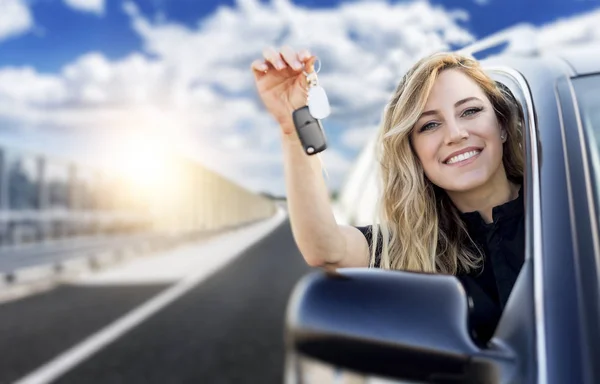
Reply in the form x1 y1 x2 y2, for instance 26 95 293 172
571 74 600 224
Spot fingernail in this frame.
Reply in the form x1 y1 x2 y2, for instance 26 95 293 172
276 60 285 69
293 61 302 70
259 63 268 71
300 52 310 60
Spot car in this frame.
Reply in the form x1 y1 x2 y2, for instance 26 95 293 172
283 33 600 384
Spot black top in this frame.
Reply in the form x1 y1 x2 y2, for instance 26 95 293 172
355 185 525 342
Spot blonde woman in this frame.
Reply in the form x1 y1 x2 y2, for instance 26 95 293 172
251 47 525 342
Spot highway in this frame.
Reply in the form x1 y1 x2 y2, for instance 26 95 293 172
0 211 315 384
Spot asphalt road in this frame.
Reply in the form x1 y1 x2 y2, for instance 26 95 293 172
0 219 313 384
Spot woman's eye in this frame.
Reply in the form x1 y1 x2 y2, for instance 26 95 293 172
420 122 438 132
462 107 483 117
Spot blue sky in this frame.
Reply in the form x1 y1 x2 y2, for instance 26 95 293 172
0 0 599 195
3 0 597 73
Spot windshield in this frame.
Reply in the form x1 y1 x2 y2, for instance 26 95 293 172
572 75 600 223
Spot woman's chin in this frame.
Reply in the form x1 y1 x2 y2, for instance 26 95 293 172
436 175 490 193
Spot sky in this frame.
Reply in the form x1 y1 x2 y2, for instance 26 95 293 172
0 0 599 196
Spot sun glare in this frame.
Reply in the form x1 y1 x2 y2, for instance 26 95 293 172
111 132 174 193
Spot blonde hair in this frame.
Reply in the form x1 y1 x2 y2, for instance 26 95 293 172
370 52 524 274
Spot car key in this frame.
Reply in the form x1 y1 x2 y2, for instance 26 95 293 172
292 60 329 155
292 105 328 155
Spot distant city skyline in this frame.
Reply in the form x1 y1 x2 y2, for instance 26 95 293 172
0 0 599 196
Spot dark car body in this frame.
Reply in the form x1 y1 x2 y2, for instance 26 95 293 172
285 43 600 384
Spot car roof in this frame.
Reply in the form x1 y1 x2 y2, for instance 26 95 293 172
550 44 600 77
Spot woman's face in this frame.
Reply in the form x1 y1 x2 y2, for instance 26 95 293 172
410 69 506 192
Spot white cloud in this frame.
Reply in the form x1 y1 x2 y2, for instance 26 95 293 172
535 8 600 50
0 0 476 195
0 0 33 42
340 124 380 149
63 0 105 15
0 67 67 105
319 148 354 189
493 9 600 56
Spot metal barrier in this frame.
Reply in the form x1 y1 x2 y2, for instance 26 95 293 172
0 145 277 247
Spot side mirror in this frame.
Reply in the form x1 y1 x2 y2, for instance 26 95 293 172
285 268 516 383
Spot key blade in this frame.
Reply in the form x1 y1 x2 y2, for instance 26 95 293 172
308 86 331 119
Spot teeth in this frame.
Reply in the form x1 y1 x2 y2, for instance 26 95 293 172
446 150 480 164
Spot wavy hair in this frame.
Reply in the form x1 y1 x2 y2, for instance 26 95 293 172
370 52 524 274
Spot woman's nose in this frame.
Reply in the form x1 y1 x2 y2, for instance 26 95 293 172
444 120 469 144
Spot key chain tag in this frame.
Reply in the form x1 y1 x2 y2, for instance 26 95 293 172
308 86 331 119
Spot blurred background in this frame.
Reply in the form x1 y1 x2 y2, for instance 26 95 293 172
0 0 599 383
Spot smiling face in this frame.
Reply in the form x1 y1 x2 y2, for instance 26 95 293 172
410 68 507 193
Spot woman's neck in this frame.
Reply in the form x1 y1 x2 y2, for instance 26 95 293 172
446 172 520 224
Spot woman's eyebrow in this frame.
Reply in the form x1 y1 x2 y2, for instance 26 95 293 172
418 97 483 119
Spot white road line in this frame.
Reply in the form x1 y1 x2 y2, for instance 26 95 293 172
14 208 288 384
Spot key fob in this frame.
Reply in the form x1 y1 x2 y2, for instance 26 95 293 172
292 105 328 155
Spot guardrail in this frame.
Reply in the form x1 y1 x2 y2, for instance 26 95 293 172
0 144 277 247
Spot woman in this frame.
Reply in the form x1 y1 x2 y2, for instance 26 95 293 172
251 47 525 342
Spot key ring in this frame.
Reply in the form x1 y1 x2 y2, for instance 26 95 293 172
303 56 321 77
304 56 321 88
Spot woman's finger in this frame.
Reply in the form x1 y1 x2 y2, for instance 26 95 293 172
262 46 286 70
280 46 303 71
298 49 312 62
251 59 268 73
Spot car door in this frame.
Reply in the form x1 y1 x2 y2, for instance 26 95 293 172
486 60 600 384
556 72 600 384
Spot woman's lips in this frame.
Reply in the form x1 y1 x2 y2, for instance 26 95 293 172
443 149 482 166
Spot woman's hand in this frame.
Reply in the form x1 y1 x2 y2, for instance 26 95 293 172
251 46 316 136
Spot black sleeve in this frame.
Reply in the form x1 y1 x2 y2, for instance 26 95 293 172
455 274 502 344
354 225 383 268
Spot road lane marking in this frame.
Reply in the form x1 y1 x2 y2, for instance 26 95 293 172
14 208 287 384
